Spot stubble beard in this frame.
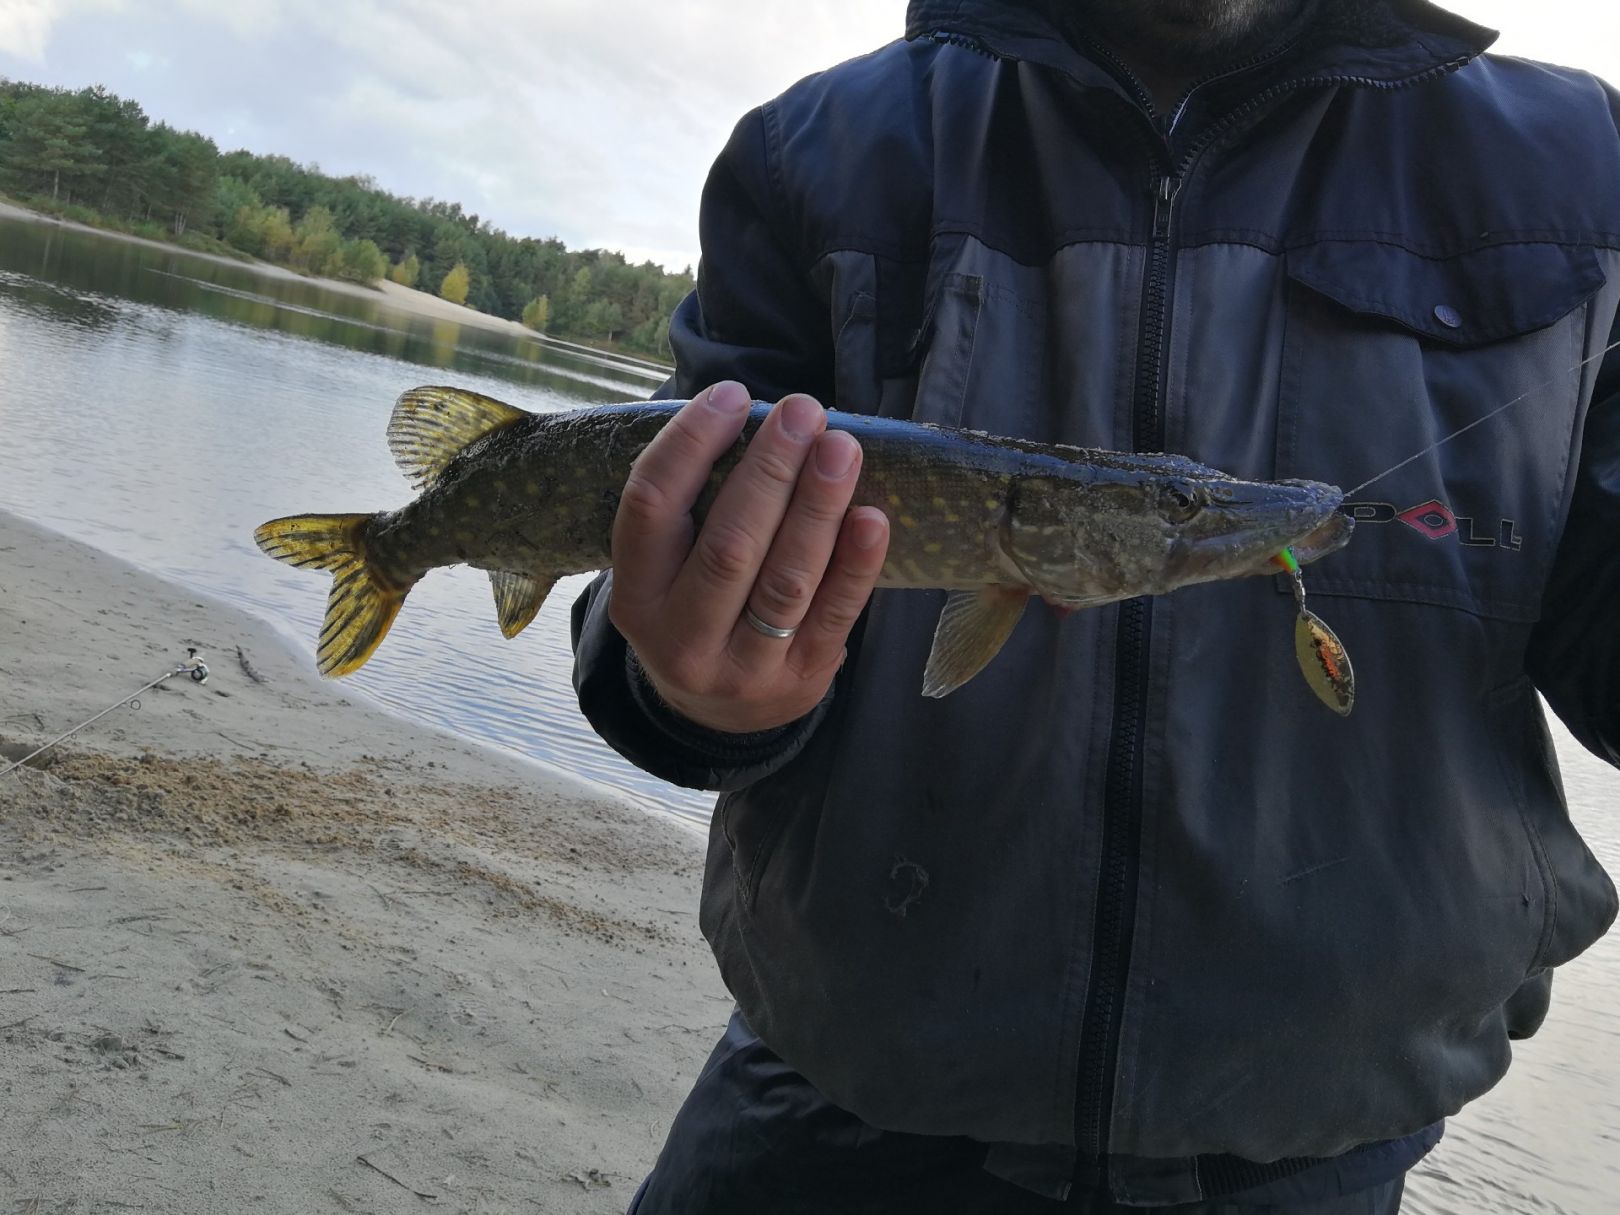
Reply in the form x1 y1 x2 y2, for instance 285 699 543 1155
1076 0 1307 73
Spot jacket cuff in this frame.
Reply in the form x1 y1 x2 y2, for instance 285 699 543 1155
571 569 833 791
624 647 819 772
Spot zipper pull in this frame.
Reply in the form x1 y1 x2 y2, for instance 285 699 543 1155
1151 174 1182 238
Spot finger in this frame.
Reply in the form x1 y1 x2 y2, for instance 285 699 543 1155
790 506 890 674
610 381 753 617
670 393 827 643
731 428 862 664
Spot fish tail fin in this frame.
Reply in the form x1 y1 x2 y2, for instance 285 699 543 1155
253 513 411 676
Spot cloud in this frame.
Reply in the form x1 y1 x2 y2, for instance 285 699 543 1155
0 0 902 267
0 0 122 61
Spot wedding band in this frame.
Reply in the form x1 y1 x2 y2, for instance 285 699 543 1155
744 606 798 640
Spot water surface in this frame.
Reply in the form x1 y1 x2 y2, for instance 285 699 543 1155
0 214 1615 1213
0 214 707 828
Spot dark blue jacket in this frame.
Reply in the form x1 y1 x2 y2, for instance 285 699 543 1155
573 0 1620 1193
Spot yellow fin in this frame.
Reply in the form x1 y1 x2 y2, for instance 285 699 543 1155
489 571 555 639
387 386 529 490
253 513 411 676
922 588 1029 698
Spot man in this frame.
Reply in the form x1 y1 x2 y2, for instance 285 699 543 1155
572 1 1620 1210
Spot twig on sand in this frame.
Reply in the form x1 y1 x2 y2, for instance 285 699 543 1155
406 1053 456 1073
215 728 280 751
236 646 268 685
356 1153 438 1199
1 1015 38 1032
26 953 85 972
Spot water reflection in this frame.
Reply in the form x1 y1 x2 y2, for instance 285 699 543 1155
0 213 702 829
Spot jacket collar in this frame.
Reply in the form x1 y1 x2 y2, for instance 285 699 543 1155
903 0 1498 94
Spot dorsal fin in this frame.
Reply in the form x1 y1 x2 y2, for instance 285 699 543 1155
388 386 529 489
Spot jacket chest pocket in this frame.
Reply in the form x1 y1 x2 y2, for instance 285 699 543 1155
863 269 1050 438
1277 240 1605 621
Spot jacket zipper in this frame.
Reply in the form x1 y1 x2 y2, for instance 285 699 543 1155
930 18 1474 1168
1070 56 1474 1174
1074 161 1180 1165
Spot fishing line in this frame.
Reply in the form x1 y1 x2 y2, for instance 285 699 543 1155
0 649 209 780
1343 334 1620 498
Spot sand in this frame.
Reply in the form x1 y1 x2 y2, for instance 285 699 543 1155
0 509 726 1212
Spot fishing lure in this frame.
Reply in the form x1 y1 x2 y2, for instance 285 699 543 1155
1272 547 1355 716
1287 334 1620 716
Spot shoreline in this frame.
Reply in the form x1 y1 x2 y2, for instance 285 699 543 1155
0 507 723 1211
0 198 672 380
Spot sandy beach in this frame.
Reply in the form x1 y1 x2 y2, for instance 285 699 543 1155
0 509 725 1212
0 198 671 379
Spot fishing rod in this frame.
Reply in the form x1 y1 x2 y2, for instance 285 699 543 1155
0 648 210 780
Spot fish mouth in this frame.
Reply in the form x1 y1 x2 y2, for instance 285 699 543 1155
1286 508 1356 566
1178 478 1349 581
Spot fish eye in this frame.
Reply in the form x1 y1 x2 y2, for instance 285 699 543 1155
1158 482 1202 523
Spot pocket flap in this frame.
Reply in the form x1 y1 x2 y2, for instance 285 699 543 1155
1286 241 1605 347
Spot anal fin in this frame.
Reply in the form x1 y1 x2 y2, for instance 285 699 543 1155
490 571 555 639
922 588 1029 698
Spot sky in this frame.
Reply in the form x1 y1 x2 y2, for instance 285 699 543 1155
1 1 1616 272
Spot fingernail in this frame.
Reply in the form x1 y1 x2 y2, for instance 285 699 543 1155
815 432 857 478
705 381 750 415
779 394 824 441
852 513 886 550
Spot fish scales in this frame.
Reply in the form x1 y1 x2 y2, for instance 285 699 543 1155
256 388 1354 697
376 405 1037 592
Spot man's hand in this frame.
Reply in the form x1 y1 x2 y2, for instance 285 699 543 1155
608 381 891 734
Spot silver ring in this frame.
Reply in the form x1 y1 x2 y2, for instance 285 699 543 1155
744 605 798 640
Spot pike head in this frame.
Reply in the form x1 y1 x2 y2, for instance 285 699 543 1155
1005 453 1351 608
919 452 1353 698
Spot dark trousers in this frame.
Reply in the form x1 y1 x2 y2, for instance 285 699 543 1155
628 1014 1409 1215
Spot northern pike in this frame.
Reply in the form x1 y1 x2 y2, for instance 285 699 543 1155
255 387 1354 697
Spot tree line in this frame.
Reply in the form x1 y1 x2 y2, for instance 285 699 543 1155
0 79 693 358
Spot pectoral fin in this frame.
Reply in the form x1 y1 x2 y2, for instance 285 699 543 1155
922 588 1029 698
490 571 555 639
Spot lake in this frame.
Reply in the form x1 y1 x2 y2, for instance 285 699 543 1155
0 213 1615 1213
